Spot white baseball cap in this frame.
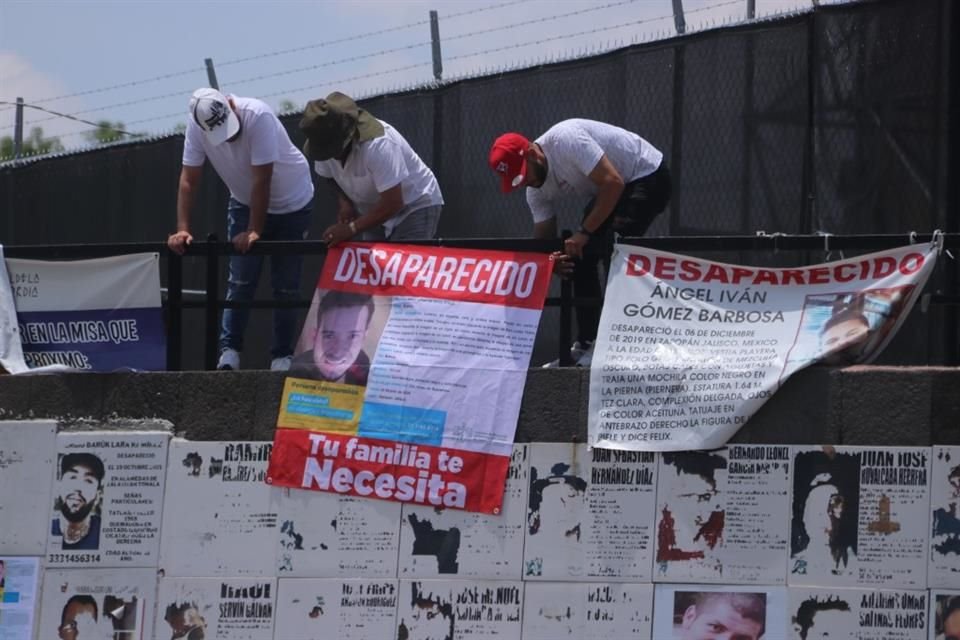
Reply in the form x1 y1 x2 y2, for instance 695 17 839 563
189 88 240 145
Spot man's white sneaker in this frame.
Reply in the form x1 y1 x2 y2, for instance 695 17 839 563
541 341 594 368
217 349 240 370
270 356 293 372
575 342 595 367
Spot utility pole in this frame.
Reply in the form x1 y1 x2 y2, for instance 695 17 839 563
13 97 24 159
204 58 220 90
430 10 443 82
672 0 686 35
747 0 756 20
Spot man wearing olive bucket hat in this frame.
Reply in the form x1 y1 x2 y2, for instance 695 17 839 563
300 92 443 245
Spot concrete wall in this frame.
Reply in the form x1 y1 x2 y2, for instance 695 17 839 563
1 366 957 445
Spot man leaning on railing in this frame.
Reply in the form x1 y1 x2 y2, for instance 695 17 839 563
167 88 315 372
488 119 672 367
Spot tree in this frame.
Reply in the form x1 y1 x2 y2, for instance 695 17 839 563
85 120 127 144
0 126 63 158
279 99 298 114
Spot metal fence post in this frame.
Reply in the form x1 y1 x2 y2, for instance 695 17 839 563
669 44 685 234
672 0 686 35
430 10 443 82
559 230 574 366
204 234 219 370
205 58 220 91
166 252 183 371
13 98 24 159
945 0 960 364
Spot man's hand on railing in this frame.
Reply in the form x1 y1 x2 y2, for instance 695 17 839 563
550 251 574 279
167 231 193 255
232 230 261 254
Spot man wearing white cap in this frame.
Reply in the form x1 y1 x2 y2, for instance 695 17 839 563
168 88 314 371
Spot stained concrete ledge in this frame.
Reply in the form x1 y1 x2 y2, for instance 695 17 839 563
0 367 956 445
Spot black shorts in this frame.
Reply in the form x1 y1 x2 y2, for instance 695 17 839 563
584 162 672 237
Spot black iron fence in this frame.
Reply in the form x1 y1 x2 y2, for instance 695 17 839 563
5 233 959 371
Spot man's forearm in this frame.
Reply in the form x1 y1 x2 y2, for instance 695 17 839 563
581 181 624 233
354 200 399 232
248 180 270 234
353 186 404 233
176 181 194 232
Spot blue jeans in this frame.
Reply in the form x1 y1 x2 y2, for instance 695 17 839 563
220 198 312 358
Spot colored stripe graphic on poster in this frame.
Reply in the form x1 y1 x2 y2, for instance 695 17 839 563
588 242 939 452
5 253 165 371
267 243 552 514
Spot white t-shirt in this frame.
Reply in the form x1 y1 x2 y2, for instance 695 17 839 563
183 96 314 214
312 121 443 233
526 119 663 223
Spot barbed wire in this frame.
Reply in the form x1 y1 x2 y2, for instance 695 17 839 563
223 40 431 89
259 61 434 100
444 0 640 45
0 100 135 138
3 0 747 142
217 0 522 69
224 0 639 91
0 0 525 113
444 0 744 63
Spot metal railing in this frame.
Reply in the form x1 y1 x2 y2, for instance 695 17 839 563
5 232 959 370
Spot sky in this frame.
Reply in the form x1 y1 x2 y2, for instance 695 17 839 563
0 0 840 155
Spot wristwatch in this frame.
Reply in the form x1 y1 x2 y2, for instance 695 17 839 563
348 221 358 235
578 226 594 237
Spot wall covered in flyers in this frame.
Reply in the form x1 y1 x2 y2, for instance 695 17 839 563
5 419 960 639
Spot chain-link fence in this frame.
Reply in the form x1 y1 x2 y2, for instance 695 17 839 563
1 0 955 369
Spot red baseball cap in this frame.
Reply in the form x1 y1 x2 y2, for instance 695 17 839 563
488 133 530 193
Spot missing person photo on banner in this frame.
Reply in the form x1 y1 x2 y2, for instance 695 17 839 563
780 287 913 375
652 584 787 640
46 431 169 569
290 289 387 387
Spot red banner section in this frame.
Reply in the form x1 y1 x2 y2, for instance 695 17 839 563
267 429 512 515
319 244 552 310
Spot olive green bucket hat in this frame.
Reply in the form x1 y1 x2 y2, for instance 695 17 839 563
299 91 384 161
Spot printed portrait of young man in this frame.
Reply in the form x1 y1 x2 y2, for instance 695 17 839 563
51 452 105 551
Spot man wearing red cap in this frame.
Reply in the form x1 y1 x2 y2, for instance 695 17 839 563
488 119 670 366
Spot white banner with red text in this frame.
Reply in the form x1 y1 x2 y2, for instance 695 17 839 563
267 243 552 514
589 242 939 452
